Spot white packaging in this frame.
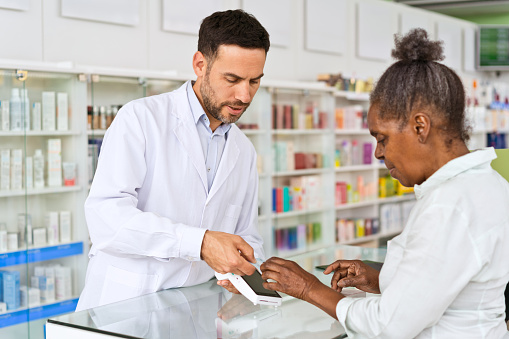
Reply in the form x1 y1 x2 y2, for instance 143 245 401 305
32 102 41 131
1 149 10 190
17 213 32 247
0 302 6 313
7 232 18 251
0 223 7 252
1 100 9 131
20 285 40 308
59 211 71 243
47 139 62 187
62 162 76 186
57 92 68 131
45 212 59 244
33 149 44 188
38 276 55 303
11 149 22 190
25 156 33 189
42 91 56 131
55 266 72 300
34 266 45 277
9 88 22 131
33 228 47 247
21 89 30 131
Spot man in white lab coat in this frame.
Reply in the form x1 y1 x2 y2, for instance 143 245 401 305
76 9 270 311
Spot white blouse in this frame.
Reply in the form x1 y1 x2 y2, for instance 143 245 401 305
336 148 509 338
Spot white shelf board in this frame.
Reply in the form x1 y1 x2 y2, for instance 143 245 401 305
273 168 330 177
335 164 377 172
276 242 329 258
272 207 328 219
272 129 330 135
335 200 377 210
338 229 402 246
262 79 334 92
378 195 416 204
87 129 107 136
334 91 370 101
334 129 370 135
0 186 82 198
0 130 80 137
241 129 266 136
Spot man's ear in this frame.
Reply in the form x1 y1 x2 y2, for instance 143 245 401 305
192 51 207 77
413 112 431 143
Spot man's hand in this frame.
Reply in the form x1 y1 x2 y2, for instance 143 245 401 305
201 230 256 276
323 260 381 294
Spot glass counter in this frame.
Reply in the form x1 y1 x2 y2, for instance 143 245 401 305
46 245 386 339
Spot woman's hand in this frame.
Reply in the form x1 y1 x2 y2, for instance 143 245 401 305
324 260 381 294
260 257 321 301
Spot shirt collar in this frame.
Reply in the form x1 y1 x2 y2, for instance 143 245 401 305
186 80 232 135
414 147 497 200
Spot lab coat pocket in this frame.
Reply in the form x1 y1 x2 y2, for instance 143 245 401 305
99 265 159 306
222 203 242 231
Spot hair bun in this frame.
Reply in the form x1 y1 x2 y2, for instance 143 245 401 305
392 28 444 62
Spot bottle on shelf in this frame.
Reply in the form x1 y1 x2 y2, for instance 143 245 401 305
33 149 45 188
9 88 22 131
21 89 30 131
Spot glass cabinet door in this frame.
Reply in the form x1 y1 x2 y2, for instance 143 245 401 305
0 69 88 339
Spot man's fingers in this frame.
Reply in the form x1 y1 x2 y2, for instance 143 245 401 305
236 239 256 263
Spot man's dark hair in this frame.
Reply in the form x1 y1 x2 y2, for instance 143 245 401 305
370 28 470 144
198 9 270 63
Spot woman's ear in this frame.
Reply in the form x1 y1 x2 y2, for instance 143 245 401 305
413 112 431 143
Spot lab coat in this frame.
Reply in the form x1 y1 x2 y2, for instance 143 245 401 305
76 81 264 311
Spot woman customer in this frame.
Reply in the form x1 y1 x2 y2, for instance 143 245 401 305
260 29 509 338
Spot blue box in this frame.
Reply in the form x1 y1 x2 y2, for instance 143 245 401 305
1 270 20 310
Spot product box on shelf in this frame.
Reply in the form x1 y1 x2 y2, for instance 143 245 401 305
0 100 9 131
47 139 62 187
42 92 56 131
45 212 59 245
59 211 71 243
57 92 68 131
1 149 10 190
1 270 20 310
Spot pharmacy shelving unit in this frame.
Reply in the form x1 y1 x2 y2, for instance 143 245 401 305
0 67 89 338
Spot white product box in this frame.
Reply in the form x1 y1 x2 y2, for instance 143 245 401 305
11 149 22 190
32 102 41 131
0 228 7 252
45 212 59 245
59 211 71 243
34 266 45 277
47 139 62 187
42 92 56 131
20 285 40 308
55 266 72 300
1 100 9 131
57 92 68 131
7 233 18 251
33 228 47 247
37 276 55 303
1 149 10 190
0 302 6 313
25 156 33 189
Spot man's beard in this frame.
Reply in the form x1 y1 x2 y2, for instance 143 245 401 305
200 73 249 124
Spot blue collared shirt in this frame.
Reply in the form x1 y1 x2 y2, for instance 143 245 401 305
187 81 232 192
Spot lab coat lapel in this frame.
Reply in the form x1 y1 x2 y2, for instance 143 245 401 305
172 90 208 193
207 130 240 202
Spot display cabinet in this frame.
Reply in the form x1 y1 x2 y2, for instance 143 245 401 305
0 68 88 338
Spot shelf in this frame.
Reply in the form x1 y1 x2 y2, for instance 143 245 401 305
336 200 377 210
87 129 107 136
334 91 370 101
272 129 329 135
272 207 328 218
275 242 329 258
335 196 415 211
378 195 415 204
273 168 330 177
240 129 266 136
0 130 80 137
0 242 84 268
258 215 268 222
262 79 333 92
0 297 79 328
334 129 370 135
0 186 82 198
335 164 377 172
338 229 402 246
